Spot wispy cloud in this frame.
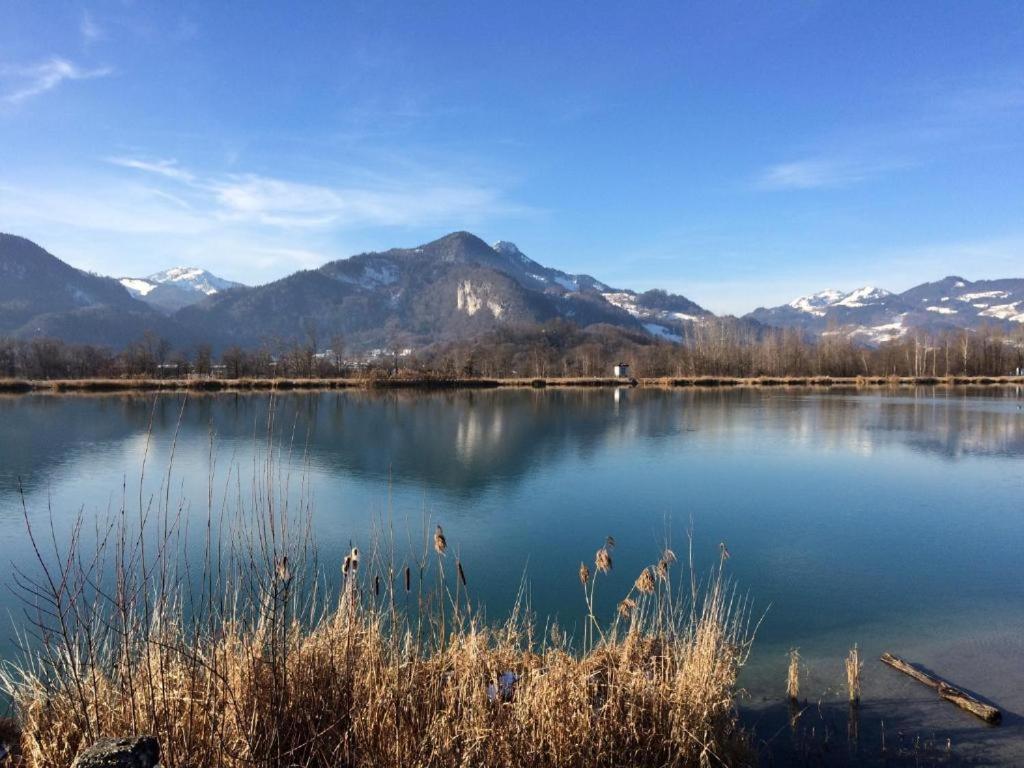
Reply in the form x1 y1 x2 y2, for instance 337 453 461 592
754 77 1024 193
0 57 112 104
108 157 521 229
107 157 196 183
0 154 526 281
80 11 104 43
755 158 888 190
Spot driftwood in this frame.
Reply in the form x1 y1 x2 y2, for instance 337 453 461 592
880 652 1001 724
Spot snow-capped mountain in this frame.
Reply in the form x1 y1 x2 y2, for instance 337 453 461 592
120 267 246 313
6 228 1023 352
0 233 192 347
173 232 718 350
899 275 1024 324
748 286 909 342
488 240 712 340
747 277 1024 344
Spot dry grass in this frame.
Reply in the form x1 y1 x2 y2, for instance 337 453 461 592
845 644 862 705
786 649 800 702
0 430 756 768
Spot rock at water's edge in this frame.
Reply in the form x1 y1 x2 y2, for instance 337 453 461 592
70 736 160 768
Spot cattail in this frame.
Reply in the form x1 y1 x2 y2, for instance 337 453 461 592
434 525 447 555
457 560 467 587
787 648 800 702
618 598 636 619
719 541 731 560
578 562 590 586
404 565 411 592
349 547 360 572
373 574 380 597
846 644 862 704
605 535 616 550
275 556 291 584
342 555 352 575
635 567 655 594
595 547 613 574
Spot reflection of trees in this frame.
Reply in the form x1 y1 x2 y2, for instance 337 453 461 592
0 394 178 497
1 389 1022 509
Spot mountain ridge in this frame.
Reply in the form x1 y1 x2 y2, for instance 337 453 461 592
747 276 1024 343
120 267 246 313
2 230 1022 352
0 233 195 347
173 231 712 350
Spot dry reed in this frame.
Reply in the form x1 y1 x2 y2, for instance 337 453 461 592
0 418 756 768
787 648 801 702
846 644 862 705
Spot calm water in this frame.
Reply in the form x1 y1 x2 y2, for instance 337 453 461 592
1 387 1023 701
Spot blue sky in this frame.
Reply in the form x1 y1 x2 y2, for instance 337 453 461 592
1 1 1022 314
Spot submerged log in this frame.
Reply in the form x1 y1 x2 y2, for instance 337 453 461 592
880 652 1001 724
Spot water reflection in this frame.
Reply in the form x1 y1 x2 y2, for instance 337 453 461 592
1 388 1023 675
2 389 1023 506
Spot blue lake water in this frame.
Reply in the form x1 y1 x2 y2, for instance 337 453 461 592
1 387 1023 718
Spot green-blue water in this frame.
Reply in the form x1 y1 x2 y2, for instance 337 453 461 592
1 387 1023 695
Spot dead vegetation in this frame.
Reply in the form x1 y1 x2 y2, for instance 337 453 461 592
0 418 757 768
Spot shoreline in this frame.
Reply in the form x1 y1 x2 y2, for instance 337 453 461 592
1 374 1023 395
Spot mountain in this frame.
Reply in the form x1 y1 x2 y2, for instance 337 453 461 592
747 286 912 344
6 229 1021 353
175 231 714 350
0 233 191 347
898 275 1024 324
747 277 1024 343
120 267 246 313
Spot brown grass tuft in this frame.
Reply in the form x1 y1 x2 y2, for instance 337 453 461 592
787 648 801 702
635 567 656 594
845 644 862 704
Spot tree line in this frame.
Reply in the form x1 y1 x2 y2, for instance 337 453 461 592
418 320 1024 378
1 319 1022 380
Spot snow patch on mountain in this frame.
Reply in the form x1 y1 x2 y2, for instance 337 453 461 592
835 286 892 308
788 289 844 316
980 302 1024 322
493 240 533 265
643 323 683 342
848 315 908 344
120 278 157 297
787 286 893 313
554 275 578 292
122 267 242 298
959 290 1008 302
602 292 640 316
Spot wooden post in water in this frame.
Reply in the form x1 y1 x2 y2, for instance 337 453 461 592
880 652 1001 724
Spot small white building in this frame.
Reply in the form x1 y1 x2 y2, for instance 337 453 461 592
613 362 630 378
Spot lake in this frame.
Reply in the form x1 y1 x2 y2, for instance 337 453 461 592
2 387 1023 761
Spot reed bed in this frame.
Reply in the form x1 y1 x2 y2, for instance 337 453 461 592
0 413 756 768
